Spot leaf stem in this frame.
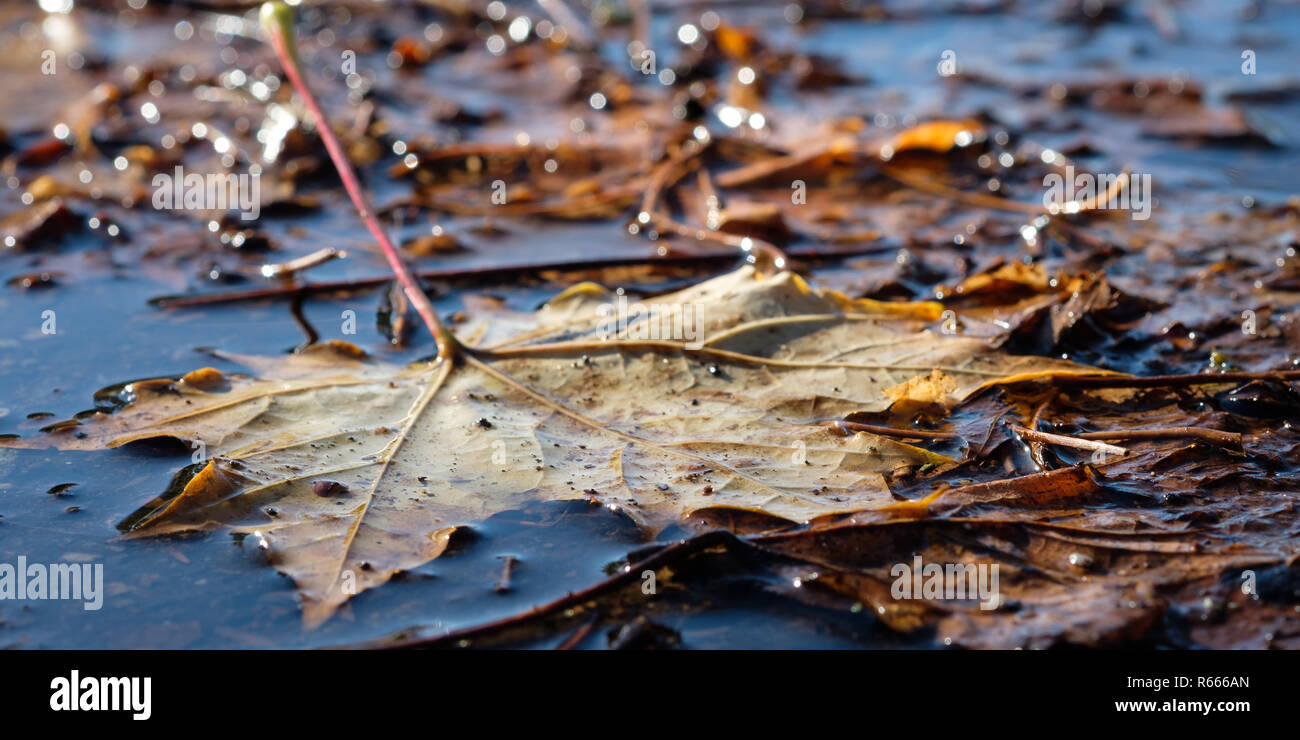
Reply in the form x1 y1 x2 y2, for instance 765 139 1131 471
260 2 459 360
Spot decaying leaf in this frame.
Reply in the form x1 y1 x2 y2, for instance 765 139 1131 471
4 266 1103 625
884 119 984 156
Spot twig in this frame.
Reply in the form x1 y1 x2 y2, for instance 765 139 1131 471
554 611 601 650
494 555 516 593
880 133 1132 218
1026 389 1060 470
255 247 346 279
1049 371 1300 389
1008 424 1128 457
647 212 789 274
882 165 1046 215
640 141 706 216
261 2 459 361
714 137 856 189
150 246 891 309
288 294 319 351
1078 427 1243 450
637 141 789 275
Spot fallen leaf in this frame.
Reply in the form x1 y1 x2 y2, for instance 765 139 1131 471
5 266 1101 625
885 119 984 155
882 368 959 410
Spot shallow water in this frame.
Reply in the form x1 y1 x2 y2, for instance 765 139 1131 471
2 0 1299 648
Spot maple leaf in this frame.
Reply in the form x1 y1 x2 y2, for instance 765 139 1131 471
4 266 1103 625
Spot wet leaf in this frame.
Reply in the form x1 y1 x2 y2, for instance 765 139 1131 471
5 266 1099 625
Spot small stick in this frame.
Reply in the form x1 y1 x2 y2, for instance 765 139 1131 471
1029 389 1059 428
641 145 791 272
1008 424 1128 457
647 212 789 274
288 294 319 351
636 146 790 273
261 2 458 360
882 139 1126 217
1078 427 1243 450
883 165 1046 215
714 137 856 189
554 611 601 650
1049 371 1300 389
494 555 516 594
255 247 346 279
640 142 706 216
1026 389 1060 470
151 245 890 309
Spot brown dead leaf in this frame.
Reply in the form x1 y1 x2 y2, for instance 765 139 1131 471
4 267 1102 626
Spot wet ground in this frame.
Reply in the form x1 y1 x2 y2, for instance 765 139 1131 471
1 0 1299 648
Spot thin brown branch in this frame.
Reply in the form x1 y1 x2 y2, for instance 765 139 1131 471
554 611 601 650
1026 389 1060 469
255 247 347 280
1078 427 1244 450
150 246 890 309
1049 371 1300 389
1008 424 1128 457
